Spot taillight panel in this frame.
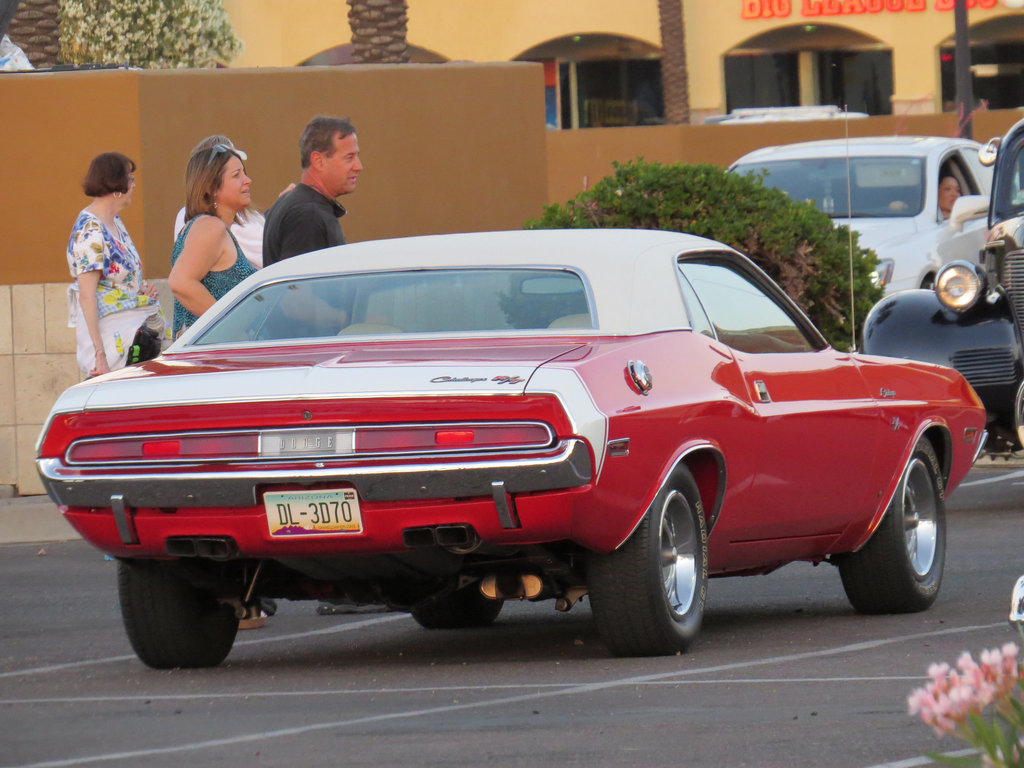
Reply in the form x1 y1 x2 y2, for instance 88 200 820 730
64 422 556 466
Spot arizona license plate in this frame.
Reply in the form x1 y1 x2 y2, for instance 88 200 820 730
264 489 363 537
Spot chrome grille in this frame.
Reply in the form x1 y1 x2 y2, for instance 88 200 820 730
951 347 1017 388
1002 251 1024 329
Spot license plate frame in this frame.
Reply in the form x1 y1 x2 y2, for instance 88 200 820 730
264 488 363 537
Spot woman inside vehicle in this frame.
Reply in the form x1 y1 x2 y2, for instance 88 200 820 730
938 175 962 219
67 152 164 378
169 144 257 338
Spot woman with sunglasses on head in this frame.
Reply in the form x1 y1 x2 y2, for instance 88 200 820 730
168 143 258 338
67 152 164 378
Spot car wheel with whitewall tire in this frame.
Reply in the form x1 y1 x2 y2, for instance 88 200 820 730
837 437 945 614
410 585 503 629
588 466 709 657
117 560 238 669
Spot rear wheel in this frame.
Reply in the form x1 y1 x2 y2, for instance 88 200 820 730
118 561 238 669
411 585 503 629
838 437 945 614
588 466 708 657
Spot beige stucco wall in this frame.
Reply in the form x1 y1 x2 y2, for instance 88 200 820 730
223 0 1022 116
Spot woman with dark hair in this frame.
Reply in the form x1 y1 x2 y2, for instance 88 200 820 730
66 152 164 378
168 143 257 337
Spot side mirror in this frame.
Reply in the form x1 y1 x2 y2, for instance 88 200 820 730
979 137 1001 167
947 194 990 232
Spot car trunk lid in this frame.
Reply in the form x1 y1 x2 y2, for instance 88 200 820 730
69 339 590 410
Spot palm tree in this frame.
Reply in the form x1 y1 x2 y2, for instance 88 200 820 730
7 0 60 68
346 0 410 64
658 0 690 124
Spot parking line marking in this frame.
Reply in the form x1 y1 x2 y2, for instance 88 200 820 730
960 468 1024 487
0 614 406 680
0 620 1004 768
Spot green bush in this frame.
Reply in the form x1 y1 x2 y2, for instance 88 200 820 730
526 159 882 351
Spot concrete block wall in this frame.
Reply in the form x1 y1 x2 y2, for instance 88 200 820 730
1 280 172 496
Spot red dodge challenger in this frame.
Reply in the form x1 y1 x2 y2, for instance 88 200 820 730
36 229 986 667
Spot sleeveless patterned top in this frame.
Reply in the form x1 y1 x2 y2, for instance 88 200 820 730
171 216 257 335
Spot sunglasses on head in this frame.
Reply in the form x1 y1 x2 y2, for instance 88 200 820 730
206 144 237 165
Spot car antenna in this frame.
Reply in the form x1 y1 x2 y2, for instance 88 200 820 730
843 104 856 351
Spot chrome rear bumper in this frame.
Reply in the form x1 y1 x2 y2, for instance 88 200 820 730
37 439 592 509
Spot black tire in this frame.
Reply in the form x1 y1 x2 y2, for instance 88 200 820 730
838 437 946 614
411 585 503 629
118 560 238 669
588 465 709 657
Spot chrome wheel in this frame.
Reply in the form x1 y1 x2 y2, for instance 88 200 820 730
588 466 708 656
902 457 939 577
660 490 698 617
838 437 945 614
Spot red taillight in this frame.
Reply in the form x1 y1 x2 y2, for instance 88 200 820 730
356 424 552 453
67 433 259 463
142 440 181 457
434 430 475 445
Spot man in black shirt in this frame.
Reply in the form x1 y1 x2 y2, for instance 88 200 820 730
263 116 362 266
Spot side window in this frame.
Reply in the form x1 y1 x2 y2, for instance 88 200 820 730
939 153 977 197
678 262 815 354
677 268 715 338
959 147 993 195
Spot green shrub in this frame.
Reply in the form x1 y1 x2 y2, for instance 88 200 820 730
526 159 882 351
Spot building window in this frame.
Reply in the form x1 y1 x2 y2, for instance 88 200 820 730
817 50 893 116
725 53 800 112
940 41 1024 113
559 59 663 129
724 25 893 119
517 33 663 129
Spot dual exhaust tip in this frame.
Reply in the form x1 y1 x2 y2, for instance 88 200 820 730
402 524 479 550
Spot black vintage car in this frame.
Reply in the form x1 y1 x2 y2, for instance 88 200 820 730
862 118 1024 452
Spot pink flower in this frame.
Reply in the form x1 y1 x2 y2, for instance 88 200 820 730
908 643 1024 762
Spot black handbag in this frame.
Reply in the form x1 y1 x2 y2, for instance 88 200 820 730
126 325 161 365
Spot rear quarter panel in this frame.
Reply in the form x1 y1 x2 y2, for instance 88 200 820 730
536 330 758 552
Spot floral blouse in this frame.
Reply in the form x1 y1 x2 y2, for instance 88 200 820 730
66 210 155 318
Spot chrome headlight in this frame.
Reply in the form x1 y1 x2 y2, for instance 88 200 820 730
935 261 987 312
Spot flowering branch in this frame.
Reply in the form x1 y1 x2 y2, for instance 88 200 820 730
908 643 1024 767
59 0 243 69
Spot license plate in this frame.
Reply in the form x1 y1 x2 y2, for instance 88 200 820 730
264 489 363 537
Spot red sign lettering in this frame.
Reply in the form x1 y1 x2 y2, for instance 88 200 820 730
752 0 962 17
742 0 793 17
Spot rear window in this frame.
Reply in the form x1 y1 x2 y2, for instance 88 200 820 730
192 268 594 345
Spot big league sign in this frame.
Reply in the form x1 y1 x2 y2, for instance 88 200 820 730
742 0 1004 18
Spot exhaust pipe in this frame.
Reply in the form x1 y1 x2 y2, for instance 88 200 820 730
165 536 239 561
480 573 543 600
402 524 480 551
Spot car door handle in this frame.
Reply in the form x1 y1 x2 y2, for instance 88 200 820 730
753 380 771 403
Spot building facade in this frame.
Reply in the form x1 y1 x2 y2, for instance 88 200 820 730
223 0 1024 125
